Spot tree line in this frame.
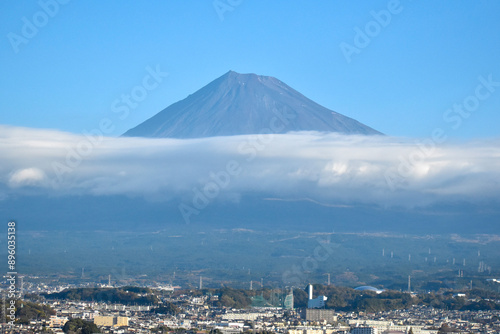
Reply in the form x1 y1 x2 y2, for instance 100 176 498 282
184 285 500 312
42 286 158 305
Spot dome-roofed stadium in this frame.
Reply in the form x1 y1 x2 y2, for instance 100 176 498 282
354 286 385 294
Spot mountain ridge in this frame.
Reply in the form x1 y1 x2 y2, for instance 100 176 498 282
123 71 382 138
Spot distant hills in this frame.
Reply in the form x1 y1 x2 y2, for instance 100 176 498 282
123 71 382 138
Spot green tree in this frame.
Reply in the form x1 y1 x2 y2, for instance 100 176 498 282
13 300 55 324
150 301 181 315
63 318 101 334
44 287 158 305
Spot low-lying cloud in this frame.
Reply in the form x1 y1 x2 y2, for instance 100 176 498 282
1 125 499 208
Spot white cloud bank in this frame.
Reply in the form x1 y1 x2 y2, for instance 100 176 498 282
1 125 499 208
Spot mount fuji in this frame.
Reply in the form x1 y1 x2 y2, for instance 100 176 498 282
123 71 381 138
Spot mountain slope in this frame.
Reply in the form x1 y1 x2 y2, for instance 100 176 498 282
123 71 382 138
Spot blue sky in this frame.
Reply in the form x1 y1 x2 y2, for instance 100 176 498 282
1 1 500 139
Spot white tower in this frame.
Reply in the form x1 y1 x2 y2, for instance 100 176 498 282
306 284 327 308
307 284 313 300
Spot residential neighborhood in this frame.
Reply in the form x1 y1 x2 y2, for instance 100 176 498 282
1 278 499 334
